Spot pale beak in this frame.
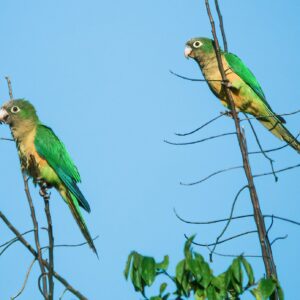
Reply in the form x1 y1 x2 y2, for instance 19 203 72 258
184 45 193 58
0 108 8 124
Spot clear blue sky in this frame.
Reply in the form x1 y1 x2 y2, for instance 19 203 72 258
0 0 300 299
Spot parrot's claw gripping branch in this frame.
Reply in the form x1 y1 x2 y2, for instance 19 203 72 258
221 80 233 89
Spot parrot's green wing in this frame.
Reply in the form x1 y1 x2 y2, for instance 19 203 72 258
224 53 266 101
224 52 286 123
34 124 91 212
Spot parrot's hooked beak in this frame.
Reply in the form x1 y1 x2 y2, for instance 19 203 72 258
184 45 193 59
0 108 9 124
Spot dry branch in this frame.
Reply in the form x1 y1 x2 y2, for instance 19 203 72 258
204 2 278 296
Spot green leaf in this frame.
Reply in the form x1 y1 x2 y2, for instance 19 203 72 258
181 272 191 296
194 253 204 264
195 289 205 300
187 257 202 282
231 257 242 284
200 261 212 288
259 278 276 299
241 256 255 286
231 277 242 294
159 283 167 295
277 283 284 300
251 288 263 300
184 235 196 259
133 252 142 270
124 252 134 279
131 266 143 292
211 273 226 291
206 286 218 300
150 297 162 300
176 259 186 284
156 255 169 271
141 257 156 286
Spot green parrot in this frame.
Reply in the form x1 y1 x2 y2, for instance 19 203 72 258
0 99 97 255
184 37 300 152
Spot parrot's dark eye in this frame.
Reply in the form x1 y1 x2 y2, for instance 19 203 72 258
193 41 202 48
11 106 20 114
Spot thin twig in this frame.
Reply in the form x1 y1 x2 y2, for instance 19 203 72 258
253 163 300 178
24 176 48 298
59 289 68 300
164 131 236 146
170 70 222 82
214 0 228 51
5 77 48 298
174 209 300 227
175 113 225 136
0 229 34 248
44 194 54 300
0 211 88 300
180 165 243 186
187 230 257 247
245 115 278 182
249 132 300 155
40 235 99 250
209 185 248 261
271 235 288 246
11 258 37 300
240 109 300 122
5 76 13 99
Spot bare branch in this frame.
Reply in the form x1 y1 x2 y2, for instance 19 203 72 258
245 115 278 182
214 0 228 51
180 165 242 186
0 137 14 141
170 70 222 82
204 0 278 285
0 211 88 300
5 77 48 298
164 131 236 146
187 230 257 247
11 259 37 300
253 163 300 178
43 192 54 300
271 235 288 246
174 209 300 227
209 185 248 261
175 113 225 136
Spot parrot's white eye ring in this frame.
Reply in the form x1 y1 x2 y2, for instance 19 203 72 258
11 106 20 114
193 41 202 48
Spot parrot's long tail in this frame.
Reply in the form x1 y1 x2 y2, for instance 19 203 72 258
63 191 98 257
256 108 300 153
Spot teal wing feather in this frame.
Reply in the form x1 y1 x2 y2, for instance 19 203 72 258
34 124 91 213
224 52 286 123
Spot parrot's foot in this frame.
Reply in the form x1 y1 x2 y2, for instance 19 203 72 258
221 110 234 118
38 181 51 200
221 80 233 89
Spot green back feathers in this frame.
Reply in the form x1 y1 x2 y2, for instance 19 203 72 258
34 124 91 213
224 53 266 103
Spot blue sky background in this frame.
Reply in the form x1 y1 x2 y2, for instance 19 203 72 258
0 0 300 299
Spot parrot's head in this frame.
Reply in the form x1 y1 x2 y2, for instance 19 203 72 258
184 37 214 60
0 99 39 128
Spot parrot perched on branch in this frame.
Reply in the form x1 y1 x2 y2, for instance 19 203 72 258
0 99 97 255
184 37 300 152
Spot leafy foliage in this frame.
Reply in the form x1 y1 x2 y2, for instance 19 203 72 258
124 237 283 300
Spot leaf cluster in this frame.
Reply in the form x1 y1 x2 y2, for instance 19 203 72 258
124 237 283 300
